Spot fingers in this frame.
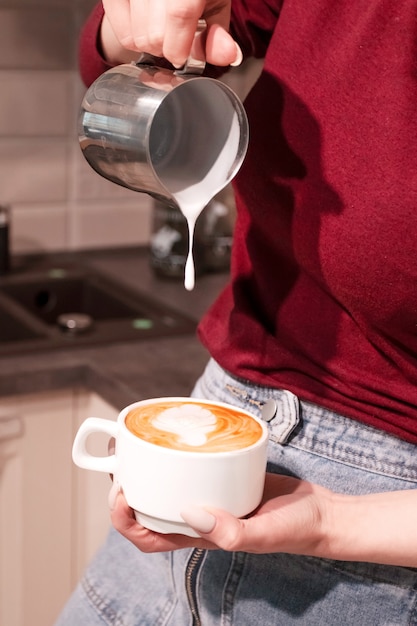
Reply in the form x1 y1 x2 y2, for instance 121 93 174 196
102 0 136 51
101 0 241 68
107 474 328 557
130 0 167 57
102 0 202 64
110 491 215 553
180 475 324 553
181 507 269 553
162 0 204 67
205 24 242 67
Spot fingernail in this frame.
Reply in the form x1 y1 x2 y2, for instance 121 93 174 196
230 44 243 67
108 480 121 510
181 507 216 534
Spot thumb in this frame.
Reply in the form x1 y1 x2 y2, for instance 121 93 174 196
203 5 242 67
181 506 248 550
204 24 243 67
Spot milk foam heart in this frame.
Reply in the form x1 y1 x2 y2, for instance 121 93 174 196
152 404 217 446
125 400 263 452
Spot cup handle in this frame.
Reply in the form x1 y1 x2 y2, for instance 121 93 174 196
72 417 118 474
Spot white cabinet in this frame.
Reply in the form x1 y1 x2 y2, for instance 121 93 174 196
0 388 118 626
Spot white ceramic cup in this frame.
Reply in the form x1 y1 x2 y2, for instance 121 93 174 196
72 397 269 537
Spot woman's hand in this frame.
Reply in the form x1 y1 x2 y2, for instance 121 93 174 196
100 0 241 68
109 473 333 554
110 472 417 567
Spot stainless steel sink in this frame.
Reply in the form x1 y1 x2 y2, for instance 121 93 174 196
0 261 196 354
0 306 43 343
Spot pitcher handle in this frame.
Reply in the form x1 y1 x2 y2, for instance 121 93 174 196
136 19 206 76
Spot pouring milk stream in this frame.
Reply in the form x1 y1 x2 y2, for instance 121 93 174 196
165 109 242 290
78 36 248 290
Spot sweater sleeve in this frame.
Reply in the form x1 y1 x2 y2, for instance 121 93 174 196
78 3 113 87
230 0 283 60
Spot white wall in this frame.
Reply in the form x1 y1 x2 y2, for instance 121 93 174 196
0 0 152 253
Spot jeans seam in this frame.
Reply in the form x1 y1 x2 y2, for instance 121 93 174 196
408 592 417 625
224 383 264 409
289 439 417 483
82 576 126 626
221 552 247 626
292 555 417 590
82 574 176 626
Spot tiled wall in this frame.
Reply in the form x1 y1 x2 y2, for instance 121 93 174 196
0 0 261 255
0 0 152 254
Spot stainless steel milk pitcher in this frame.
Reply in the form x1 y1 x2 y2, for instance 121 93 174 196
78 51 249 209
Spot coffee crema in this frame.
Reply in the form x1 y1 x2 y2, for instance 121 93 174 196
124 401 263 452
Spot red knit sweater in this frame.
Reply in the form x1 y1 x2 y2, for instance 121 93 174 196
79 1 417 443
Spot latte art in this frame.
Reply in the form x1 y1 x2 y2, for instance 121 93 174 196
152 404 217 446
125 401 263 452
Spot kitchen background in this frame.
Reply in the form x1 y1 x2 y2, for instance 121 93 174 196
0 0 260 257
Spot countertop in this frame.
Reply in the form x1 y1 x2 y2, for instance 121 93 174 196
0 247 229 409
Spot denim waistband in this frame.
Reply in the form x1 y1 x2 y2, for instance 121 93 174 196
193 359 417 483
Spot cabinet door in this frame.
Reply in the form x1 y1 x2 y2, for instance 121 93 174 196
0 390 75 626
0 388 118 626
71 390 118 581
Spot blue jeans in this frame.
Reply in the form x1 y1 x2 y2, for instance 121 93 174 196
55 358 417 625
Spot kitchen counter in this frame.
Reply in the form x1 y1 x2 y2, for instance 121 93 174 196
0 246 229 409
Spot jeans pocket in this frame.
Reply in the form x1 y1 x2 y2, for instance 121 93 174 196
315 556 417 589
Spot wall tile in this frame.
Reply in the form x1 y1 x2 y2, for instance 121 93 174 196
73 0 98 30
11 203 67 253
0 71 71 137
0 138 67 204
0 8 73 70
69 201 152 250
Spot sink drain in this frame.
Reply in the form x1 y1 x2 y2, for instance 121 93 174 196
57 313 93 334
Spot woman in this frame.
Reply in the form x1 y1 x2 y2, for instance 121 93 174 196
57 2 417 624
